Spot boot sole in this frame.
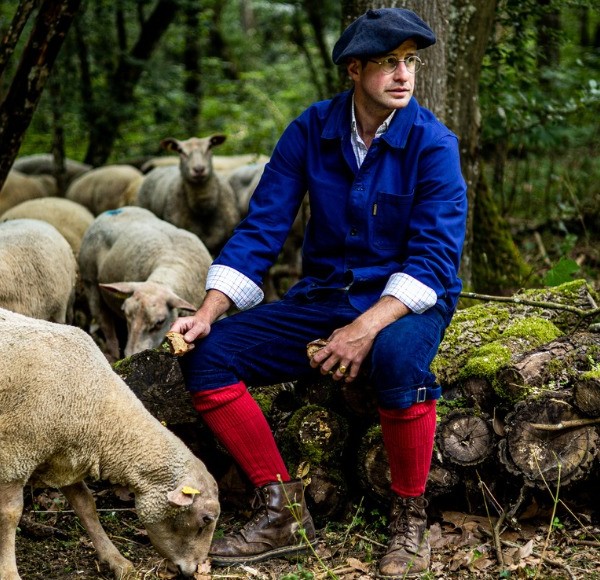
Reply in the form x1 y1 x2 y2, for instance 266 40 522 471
210 539 318 566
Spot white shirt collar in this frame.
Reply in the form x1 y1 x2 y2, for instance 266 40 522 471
351 95 396 166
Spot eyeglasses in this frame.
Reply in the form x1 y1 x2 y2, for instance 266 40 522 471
368 55 424 74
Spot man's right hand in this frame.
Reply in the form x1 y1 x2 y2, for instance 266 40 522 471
169 289 233 346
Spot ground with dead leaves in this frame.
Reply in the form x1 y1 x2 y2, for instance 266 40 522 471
14 482 600 579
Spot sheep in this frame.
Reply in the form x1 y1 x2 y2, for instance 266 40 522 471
226 160 268 215
11 153 92 186
0 170 58 215
78 206 212 361
0 197 94 256
140 152 270 175
136 135 241 254
0 307 219 579
0 219 77 324
66 164 144 216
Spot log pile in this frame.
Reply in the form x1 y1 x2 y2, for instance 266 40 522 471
114 279 600 523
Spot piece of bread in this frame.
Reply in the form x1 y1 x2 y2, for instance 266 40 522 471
165 331 192 356
306 338 328 359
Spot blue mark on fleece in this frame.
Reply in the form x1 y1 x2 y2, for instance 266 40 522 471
105 209 123 216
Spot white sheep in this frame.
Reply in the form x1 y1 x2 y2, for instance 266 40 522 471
136 135 241 254
11 153 92 186
0 197 94 256
0 307 219 579
140 152 270 175
66 164 144 215
0 170 57 215
78 206 212 361
0 219 77 323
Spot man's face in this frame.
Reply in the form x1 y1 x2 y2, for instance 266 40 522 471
349 39 418 115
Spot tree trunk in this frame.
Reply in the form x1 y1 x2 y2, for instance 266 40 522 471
436 410 496 466
573 374 600 417
433 279 599 388
84 0 179 165
183 3 202 136
499 393 600 487
0 0 82 187
0 0 40 78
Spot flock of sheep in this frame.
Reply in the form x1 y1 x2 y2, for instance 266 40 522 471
0 135 272 359
0 135 282 578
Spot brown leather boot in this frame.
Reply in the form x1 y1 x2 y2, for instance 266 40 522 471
377 495 430 578
209 479 316 565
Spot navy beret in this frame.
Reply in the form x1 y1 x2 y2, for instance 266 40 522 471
332 8 436 64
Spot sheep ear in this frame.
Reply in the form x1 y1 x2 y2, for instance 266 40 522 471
160 138 181 153
209 134 227 148
167 483 200 507
169 296 197 313
99 282 138 300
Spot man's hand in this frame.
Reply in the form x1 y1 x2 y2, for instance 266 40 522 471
309 295 410 382
169 289 233 347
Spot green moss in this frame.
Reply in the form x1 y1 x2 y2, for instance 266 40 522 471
582 368 600 380
436 396 469 419
502 316 562 344
459 343 512 380
282 405 347 466
252 392 273 416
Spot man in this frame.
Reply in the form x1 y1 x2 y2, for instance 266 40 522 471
171 7 467 578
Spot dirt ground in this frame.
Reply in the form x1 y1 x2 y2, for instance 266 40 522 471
13 480 600 580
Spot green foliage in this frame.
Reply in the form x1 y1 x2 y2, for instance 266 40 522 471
543 257 581 286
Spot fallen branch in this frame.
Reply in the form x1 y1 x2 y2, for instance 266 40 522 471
459 292 600 320
528 417 600 431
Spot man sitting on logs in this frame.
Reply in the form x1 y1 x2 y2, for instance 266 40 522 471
171 7 467 578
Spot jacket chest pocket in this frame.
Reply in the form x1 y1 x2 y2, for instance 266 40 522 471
372 190 414 250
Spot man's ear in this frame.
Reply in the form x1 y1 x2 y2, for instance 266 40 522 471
347 57 362 80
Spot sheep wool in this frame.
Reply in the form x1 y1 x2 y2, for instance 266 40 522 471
0 307 219 578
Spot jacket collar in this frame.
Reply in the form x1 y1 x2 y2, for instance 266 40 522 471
322 89 418 150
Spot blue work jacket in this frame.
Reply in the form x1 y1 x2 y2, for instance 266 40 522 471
214 90 468 316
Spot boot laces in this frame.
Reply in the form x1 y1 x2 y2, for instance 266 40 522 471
242 488 268 530
389 497 424 551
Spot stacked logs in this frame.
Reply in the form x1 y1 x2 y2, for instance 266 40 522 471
115 279 600 522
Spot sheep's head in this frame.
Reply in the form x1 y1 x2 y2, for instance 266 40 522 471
160 135 227 185
99 281 197 357
137 464 220 577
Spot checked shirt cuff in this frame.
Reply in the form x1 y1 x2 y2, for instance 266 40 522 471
206 265 264 310
382 273 437 314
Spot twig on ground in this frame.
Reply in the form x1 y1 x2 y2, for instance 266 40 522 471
354 533 386 548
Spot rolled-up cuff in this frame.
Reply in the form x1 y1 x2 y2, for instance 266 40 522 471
206 264 264 310
381 273 437 314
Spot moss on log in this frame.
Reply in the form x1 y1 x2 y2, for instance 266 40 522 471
433 279 597 388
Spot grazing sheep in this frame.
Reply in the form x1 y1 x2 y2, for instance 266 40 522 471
66 164 144 216
11 153 92 186
0 197 94 256
0 219 77 323
0 307 219 579
0 170 57 215
136 135 241 254
79 206 211 361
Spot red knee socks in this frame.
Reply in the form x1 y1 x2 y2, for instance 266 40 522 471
379 400 437 497
191 382 290 488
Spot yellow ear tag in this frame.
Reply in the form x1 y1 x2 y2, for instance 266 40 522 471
181 486 201 496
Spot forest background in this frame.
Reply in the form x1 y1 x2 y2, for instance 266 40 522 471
1 2 600 579
1 0 599 297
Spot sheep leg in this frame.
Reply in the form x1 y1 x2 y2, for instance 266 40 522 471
0 482 24 580
60 482 134 579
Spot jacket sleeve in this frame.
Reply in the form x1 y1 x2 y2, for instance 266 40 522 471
212 118 308 288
